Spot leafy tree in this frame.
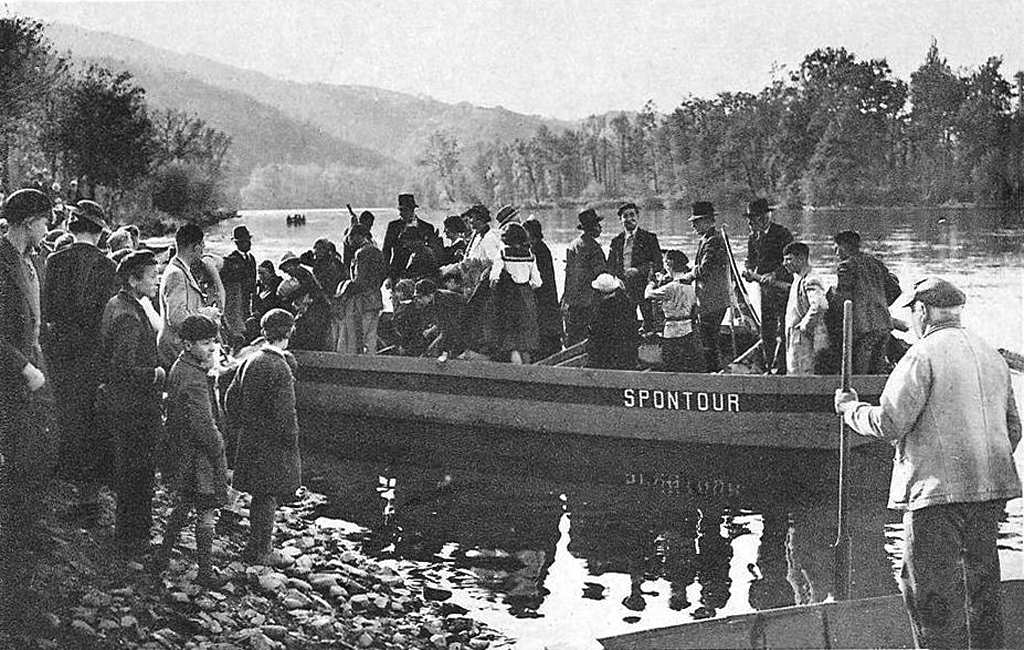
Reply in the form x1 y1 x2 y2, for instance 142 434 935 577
418 130 461 204
54 65 155 205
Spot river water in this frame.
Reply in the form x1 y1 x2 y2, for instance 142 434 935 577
207 206 1023 649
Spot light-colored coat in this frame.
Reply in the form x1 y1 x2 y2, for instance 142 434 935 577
158 257 207 366
842 323 1022 511
784 268 829 375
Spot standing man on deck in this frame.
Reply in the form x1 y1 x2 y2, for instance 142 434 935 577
381 193 441 287
831 230 901 374
608 202 662 334
835 277 1020 649
561 209 607 346
681 202 730 372
741 199 792 373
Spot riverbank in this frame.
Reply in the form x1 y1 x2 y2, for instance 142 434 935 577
0 479 512 650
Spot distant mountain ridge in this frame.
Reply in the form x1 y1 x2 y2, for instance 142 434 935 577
42 22 573 167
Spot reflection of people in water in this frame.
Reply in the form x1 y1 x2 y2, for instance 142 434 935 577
659 524 699 611
748 509 796 611
786 507 834 604
692 508 734 619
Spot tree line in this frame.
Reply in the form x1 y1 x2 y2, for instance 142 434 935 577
421 44 1024 214
1 14 234 231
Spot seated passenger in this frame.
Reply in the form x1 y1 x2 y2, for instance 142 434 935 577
412 279 467 360
586 273 639 370
440 215 469 267
645 250 703 373
389 279 425 356
287 286 333 352
399 227 440 283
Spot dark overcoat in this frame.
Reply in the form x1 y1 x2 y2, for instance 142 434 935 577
98 290 162 413
220 249 257 336
381 218 442 282
226 346 301 499
586 291 639 370
530 240 563 340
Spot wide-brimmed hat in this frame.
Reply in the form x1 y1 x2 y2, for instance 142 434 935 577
897 277 965 308
592 273 622 293
70 199 107 230
577 209 602 230
398 193 417 210
495 204 520 226
743 198 773 218
232 225 252 241
279 251 300 267
688 201 715 222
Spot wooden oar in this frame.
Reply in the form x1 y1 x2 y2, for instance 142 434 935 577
833 300 854 601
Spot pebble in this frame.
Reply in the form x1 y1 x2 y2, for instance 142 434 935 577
70 620 97 637
430 633 449 648
261 624 287 640
358 632 374 647
469 639 490 650
424 585 453 602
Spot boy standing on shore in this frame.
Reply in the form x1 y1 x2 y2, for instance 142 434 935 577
154 315 229 587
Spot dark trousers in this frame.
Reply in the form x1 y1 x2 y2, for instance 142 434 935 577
247 494 278 557
901 500 1006 649
111 408 158 543
760 290 788 374
563 305 594 347
662 334 704 373
697 308 728 372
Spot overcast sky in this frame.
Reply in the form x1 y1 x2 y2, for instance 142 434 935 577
12 0 1024 119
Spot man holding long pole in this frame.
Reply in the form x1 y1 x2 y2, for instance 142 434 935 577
834 277 1021 649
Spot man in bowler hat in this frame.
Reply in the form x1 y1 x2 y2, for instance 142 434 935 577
381 193 442 287
741 198 793 373
681 202 730 372
561 209 607 346
220 224 257 350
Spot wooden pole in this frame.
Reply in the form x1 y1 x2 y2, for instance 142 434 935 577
833 300 854 601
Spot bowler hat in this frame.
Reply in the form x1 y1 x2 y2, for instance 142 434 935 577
897 277 966 308
232 225 252 241
743 198 773 218
576 209 602 230
617 202 638 217
398 193 417 210
689 201 715 222
70 199 107 230
495 204 520 226
2 189 52 225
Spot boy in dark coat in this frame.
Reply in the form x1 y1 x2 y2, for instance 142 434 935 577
586 273 639 370
154 315 229 587
226 309 301 568
98 251 165 548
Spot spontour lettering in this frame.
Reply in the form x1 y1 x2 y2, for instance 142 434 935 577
622 388 740 412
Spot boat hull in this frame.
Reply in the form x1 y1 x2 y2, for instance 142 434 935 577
294 352 889 450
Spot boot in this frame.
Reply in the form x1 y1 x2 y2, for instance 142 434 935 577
194 521 226 589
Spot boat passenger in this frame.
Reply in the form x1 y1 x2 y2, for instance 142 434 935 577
287 283 334 352
523 217 563 361
311 237 347 296
439 214 468 266
608 201 662 334
381 193 442 287
441 205 501 356
276 251 320 306
398 226 440 284
251 260 283 322
680 202 730 372
828 230 901 374
835 277 1021 649
387 279 421 355
586 273 638 370
562 209 607 346
781 242 828 376
226 308 301 570
154 314 229 588
492 222 541 365
741 199 793 374
645 250 703 373
412 278 466 360
342 207 375 268
336 224 386 354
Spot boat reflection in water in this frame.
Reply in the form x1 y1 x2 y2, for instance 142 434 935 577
301 413 908 647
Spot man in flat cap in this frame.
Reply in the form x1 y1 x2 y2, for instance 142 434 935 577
561 209 607 346
220 224 257 351
741 199 793 373
608 202 662 334
43 199 119 524
381 193 442 287
835 278 1021 649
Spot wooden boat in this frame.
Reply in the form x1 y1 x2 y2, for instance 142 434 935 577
598 579 1024 649
293 351 888 450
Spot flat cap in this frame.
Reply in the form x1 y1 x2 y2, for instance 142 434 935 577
898 277 966 308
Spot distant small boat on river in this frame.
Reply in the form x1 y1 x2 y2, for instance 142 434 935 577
286 213 307 226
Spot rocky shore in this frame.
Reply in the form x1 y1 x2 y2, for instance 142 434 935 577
1 481 512 650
